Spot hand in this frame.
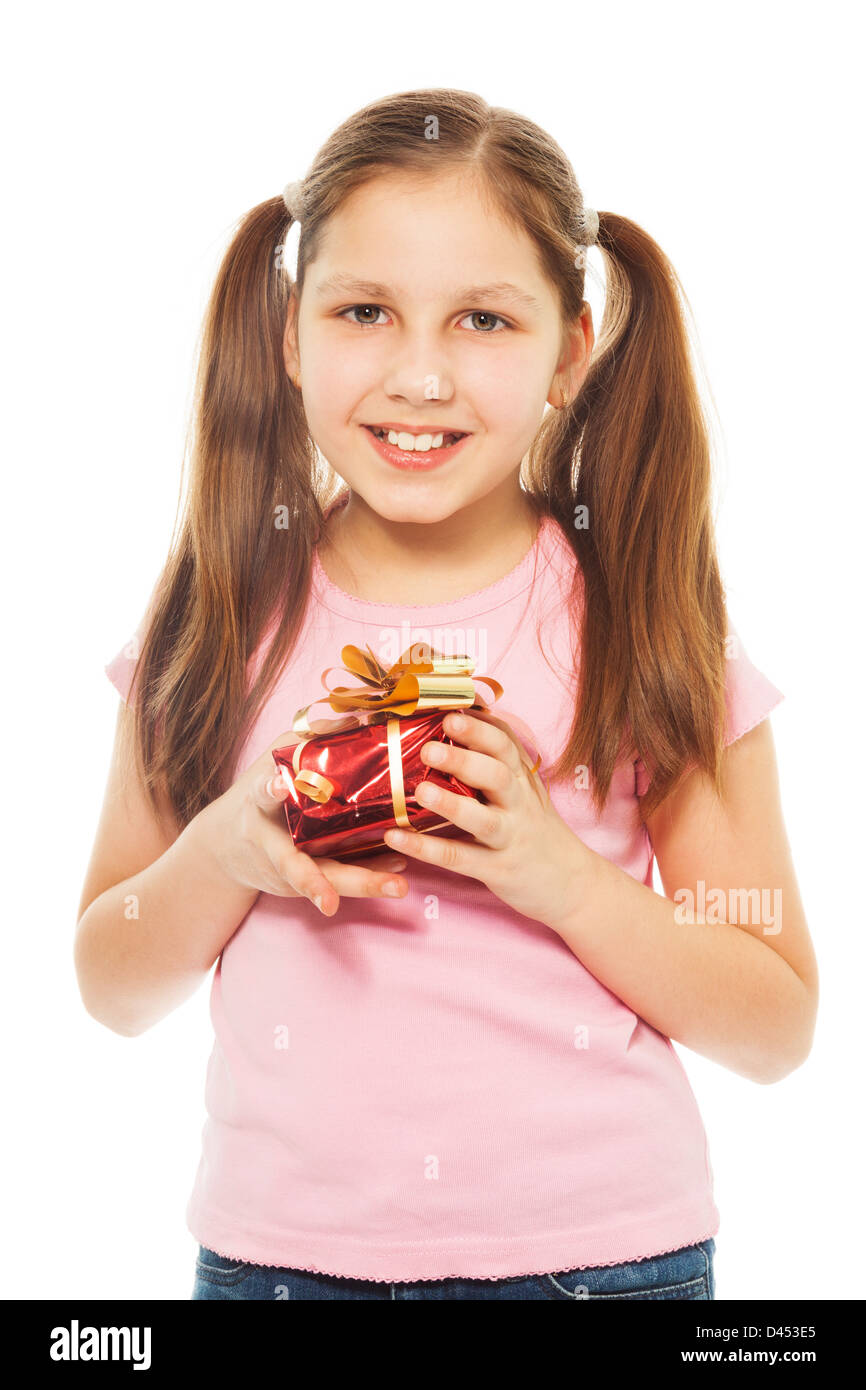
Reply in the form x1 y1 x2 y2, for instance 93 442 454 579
195 730 410 917
382 710 593 934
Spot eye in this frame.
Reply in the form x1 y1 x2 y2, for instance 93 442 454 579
338 304 389 327
458 311 511 333
336 305 513 332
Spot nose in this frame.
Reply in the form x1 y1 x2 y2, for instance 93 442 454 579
381 333 457 407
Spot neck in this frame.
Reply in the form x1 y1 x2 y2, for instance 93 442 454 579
318 488 542 605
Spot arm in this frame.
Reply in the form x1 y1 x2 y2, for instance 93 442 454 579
74 702 258 1038
554 718 819 1084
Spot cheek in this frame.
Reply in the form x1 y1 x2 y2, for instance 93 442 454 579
462 350 548 434
299 351 368 446
303 334 360 386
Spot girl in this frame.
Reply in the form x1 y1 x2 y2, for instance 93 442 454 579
77 88 818 1302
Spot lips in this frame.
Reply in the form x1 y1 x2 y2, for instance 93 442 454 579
362 423 473 471
364 422 470 434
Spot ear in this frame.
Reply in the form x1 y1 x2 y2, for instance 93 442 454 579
282 296 300 380
547 304 594 410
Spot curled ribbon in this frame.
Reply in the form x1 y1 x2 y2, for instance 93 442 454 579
286 642 544 820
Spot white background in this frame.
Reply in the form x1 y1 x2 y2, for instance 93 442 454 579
3 0 862 1301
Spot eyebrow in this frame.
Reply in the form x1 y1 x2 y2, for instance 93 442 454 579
314 273 543 313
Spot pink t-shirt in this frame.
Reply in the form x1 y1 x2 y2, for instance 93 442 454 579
104 508 784 1281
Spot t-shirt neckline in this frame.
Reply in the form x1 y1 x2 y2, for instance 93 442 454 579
311 497 558 622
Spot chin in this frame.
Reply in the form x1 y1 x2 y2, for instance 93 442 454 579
359 486 465 524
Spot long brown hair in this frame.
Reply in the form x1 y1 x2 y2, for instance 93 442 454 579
123 87 728 830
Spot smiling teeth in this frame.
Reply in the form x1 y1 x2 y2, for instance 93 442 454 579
371 428 462 451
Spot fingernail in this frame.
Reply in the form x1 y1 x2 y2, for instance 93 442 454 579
312 894 327 915
447 714 464 731
383 881 403 897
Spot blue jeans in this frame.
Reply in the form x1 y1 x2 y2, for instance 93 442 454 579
192 1237 715 1300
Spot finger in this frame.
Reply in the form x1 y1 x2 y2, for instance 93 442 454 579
261 815 411 913
317 856 411 902
252 765 293 814
441 710 528 775
414 777 507 848
383 821 492 878
430 721 549 813
258 821 343 915
419 737 516 805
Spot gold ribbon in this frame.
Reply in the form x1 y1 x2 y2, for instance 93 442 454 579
287 642 543 827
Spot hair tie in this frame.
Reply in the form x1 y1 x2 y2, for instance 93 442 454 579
573 205 599 269
580 206 599 246
282 179 304 221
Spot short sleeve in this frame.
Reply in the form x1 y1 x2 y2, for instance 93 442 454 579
634 621 785 796
104 628 143 706
720 621 785 747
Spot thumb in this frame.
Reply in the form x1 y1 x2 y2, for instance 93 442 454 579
253 762 293 813
264 733 301 803
268 764 293 799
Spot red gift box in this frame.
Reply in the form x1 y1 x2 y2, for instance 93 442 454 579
271 641 531 862
273 707 484 860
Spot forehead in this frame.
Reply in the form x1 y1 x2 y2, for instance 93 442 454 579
309 171 551 304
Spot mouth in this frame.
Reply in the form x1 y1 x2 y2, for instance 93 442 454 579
361 424 473 472
364 425 469 450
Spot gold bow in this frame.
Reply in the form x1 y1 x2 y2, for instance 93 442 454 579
285 643 541 823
